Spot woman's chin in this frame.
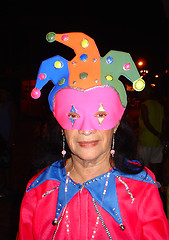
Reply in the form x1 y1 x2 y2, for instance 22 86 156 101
73 148 103 162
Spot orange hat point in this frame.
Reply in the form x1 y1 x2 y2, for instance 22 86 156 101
55 33 101 89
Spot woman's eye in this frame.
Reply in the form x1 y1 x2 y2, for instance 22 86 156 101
98 113 106 118
67 105 80 127
67 113 80 119
94 111 109 125
94 111 108 119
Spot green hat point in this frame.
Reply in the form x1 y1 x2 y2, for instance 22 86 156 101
46 32 56 43
101 50 144 107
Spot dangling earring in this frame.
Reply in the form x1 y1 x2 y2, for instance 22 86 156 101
61 130 66 158
110 133 115 157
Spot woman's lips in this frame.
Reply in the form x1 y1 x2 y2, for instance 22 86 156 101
78 140 99 148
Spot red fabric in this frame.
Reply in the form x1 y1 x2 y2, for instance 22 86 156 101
17 171 169 240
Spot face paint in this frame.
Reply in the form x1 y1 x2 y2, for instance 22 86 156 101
53 86 125 130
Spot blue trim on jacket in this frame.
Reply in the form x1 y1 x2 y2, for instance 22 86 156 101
27 160 156 225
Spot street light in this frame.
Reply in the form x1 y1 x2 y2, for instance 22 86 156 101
138 61 144 67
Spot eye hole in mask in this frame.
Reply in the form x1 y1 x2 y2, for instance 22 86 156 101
94 111 109 125
67 105 80 127
93 103 109 125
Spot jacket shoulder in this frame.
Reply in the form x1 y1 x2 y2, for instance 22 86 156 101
113 164 156 185
26 161 65 192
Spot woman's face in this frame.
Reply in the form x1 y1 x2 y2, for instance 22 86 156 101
64 125 119 162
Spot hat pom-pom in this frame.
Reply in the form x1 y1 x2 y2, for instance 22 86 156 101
31 88 41 99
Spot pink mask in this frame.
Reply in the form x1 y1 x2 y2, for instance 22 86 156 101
53 87 125 130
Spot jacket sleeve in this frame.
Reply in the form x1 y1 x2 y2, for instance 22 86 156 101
139 182 169 240
17 183 37 240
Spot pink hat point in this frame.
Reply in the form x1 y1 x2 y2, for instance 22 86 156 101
31 88 41 99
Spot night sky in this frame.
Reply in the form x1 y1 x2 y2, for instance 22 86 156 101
0 1 168 81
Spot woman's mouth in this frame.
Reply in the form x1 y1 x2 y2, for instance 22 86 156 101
78 140 99 148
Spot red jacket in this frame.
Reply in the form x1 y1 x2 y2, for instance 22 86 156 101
17 161 169 239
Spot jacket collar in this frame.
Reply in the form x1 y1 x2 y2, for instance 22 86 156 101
27 160 156 225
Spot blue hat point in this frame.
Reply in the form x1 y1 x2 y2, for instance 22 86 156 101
31 55 69 101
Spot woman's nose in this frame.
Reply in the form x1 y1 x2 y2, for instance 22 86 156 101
78 129 97 135
78 115 96 134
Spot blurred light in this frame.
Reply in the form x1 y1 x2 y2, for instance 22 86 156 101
138 61 144 66
155 75 159 78
151 84 156 87
165 69 168 74
140 69 148 76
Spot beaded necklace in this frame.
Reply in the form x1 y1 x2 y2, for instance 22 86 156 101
91 171 112 239
52 170 113 239
52 172 70 240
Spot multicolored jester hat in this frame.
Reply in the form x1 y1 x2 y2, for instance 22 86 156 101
31 32 145 130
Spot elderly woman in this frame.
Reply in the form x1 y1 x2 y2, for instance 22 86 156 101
17 32 169 239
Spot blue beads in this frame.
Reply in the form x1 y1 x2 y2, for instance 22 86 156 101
106 56 114 64
80 54 88 62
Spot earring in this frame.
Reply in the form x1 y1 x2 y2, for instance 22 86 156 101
110 133 115 157
61 130 66 158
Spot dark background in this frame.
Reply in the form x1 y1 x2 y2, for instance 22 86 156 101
0 1 169 101
0 1 169 76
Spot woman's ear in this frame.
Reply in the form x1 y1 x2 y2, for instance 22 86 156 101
113 120 121 134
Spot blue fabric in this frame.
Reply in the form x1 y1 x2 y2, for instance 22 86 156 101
27 160 155 225
35 55 69 112
85 172 123 224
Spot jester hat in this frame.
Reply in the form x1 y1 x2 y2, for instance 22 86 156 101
31 32 145 130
